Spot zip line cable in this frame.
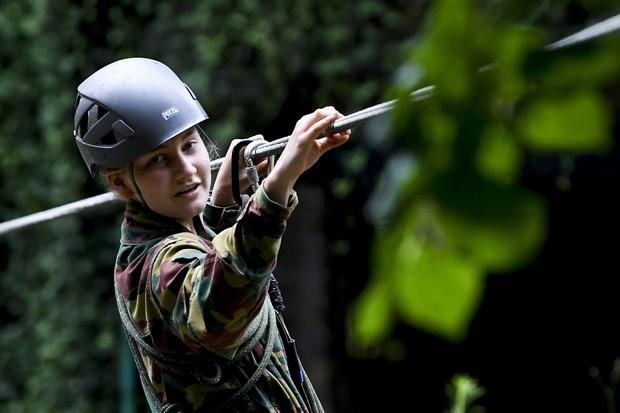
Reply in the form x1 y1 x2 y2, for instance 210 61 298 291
546 13 620 50
0 192 118 236
242 85 435 162
1 14 620 237
0 86 435 236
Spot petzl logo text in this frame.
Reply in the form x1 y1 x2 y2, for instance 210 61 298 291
161 106 180 120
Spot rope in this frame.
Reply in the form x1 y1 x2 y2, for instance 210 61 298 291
115 281 165 413
116 276 280 412
1 13 619 236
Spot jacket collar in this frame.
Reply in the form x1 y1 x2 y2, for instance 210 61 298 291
119 200 215 245
119 200 192 245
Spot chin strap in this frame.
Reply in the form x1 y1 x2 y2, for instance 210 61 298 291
129 163 150 209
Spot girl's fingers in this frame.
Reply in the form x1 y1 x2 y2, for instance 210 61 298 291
330 130 351 140
255 158 270 176
316 132 350 153
304 113 338 141
295 107 337 133
289 106 348 156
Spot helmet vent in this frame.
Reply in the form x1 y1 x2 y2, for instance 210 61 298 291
87 104 108 131
85 104 117 145
99 133 117 145
78 114 88 139
112 119 135 142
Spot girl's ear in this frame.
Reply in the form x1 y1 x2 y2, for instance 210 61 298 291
104 169 135 200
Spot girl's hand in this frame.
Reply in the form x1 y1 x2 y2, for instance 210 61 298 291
263 107 350 204
210 134 268 206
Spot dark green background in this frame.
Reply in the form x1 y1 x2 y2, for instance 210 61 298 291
1 1 619 412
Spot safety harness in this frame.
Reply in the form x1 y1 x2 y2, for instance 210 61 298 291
115 280 279 412
115 277 324 412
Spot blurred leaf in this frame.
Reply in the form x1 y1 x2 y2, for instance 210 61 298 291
350 281 393 345
518 91 612 152
527 42 620 89
357 0 619 348
414 0 483 103
392 230 485 342
476 124 523 184
433 174 547 272
493 26 543 101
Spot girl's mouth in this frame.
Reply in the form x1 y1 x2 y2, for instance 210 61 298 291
175 183 200 197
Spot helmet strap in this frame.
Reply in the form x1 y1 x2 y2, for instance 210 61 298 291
129 163 149 209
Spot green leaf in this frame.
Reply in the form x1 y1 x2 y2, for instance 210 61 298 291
476 124 522 184
414 0 481 103
392 231 485 342
433 175 547 272
518 91 612 153
528 43 620 90
492 26 543 101
349 281 394 345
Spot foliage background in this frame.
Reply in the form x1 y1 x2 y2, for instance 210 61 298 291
0 1 619 412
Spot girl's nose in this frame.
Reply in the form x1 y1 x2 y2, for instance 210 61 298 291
174 154 197 178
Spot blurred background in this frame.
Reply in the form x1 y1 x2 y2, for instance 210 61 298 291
1 0 620 412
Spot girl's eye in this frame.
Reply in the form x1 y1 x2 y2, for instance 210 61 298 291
183 140 198 152
149 154 165 166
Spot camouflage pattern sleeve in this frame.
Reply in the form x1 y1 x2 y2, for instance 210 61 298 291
149 184 298 358
203 194 249 233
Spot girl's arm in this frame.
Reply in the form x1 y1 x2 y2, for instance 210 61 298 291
150 108 349 355
264 107 350 204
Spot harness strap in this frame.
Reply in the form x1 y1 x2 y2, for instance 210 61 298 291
275 312 325 413
114 281 222 381
115 282 164 413
222 301 277 407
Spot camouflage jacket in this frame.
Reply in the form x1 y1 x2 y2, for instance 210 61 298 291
114 185 319 412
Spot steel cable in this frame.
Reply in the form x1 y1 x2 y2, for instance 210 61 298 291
1 14 620 236
0 86 434 236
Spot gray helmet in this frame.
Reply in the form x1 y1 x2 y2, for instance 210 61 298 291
74 57 208 175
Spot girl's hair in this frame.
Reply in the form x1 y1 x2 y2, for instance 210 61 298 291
197 125 219 160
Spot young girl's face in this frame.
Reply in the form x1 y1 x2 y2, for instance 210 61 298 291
130 127 211 229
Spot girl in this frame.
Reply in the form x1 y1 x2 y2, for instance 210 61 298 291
74 57 350 412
